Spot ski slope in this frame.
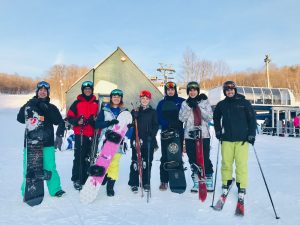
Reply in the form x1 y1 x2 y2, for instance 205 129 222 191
0 94 299 225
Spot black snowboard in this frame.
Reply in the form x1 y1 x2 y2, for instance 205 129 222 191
161 101 186 194
23 106 48 206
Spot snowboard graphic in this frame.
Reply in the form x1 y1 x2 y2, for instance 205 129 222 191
80 111 132 204
24 105 51 207
192 107 207 202
161 101 186 194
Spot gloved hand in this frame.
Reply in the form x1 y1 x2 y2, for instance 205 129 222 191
247 135 255 145
127 123 134 128
76 116 84 125
131 110 139 119
186 98 198 109
216 131 222 140
108 119 119 126
197 93 208 101
87 115 95 125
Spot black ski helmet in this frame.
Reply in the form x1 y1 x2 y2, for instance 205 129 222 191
223 80 237 96
81 81 94 93
36 81 50 96
186 81 200 95
164 81 178 96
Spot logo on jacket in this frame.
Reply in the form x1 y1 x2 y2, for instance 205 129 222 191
168 143 179 154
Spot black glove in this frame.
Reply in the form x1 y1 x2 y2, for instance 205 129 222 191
216 131 222 140
108 119 119 126
197 93 208 101
186 98 198 109
87 115 95 126
131 110 139 119
247 135 255 145
127 123 134 128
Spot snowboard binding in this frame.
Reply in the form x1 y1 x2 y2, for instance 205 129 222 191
88 165 105 177
26 169 52 180
105 130 122 144
189 127 202 139
163 161 184 171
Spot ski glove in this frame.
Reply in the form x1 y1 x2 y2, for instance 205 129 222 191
247 135 255 145
186 98 198 109
87 115 95 126
107 119 119 127
215 131 222 140
127 123 134 128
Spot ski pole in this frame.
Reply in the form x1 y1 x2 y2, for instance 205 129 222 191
79 115 84 190
210 140 221 207
253 145 280 219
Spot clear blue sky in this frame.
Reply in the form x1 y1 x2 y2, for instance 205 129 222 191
1 0 299 78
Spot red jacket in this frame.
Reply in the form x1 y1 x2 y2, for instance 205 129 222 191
67 94 99 137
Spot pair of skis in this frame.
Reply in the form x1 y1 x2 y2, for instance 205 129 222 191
212 178 244 216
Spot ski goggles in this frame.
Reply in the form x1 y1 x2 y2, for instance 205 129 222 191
165 81 176 89
223 83 236 90
37 81 50 90
139 90 152 99
110 89 123 97
187 82 199 90
82 80 94 88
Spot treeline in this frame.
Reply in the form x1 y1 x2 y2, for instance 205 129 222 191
180 48 300 100
0 65 89 108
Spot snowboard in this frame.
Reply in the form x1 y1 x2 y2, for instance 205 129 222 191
161 101 186 194
24 105 51 207
193 107 207 202
80 111 132 204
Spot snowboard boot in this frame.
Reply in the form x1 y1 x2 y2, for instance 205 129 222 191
55 190 66 197
106 177 116 197
206 173 214 192
73 181 82 191
159 182 168 191
131 186 138 193
191 173 199 193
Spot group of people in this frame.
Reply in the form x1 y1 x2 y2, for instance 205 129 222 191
17 79 256 202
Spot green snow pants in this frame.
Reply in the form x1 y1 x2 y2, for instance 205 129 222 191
21 146 62 197
221 141 249 188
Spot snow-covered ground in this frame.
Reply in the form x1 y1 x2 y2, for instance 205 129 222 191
0 94 299 225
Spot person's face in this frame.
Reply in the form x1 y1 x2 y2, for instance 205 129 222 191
37 87 48 99
167 88 175 96
140 96 150 107
111 95 121 106
188 89 198 98
225 88 235 97
83 87 92 96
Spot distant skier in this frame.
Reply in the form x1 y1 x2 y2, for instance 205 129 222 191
95 89 132 197
17 81 65 198
54 117 71 151
156 81 185 191
179 81 214 192
213 81 256 214
128 90 159 193
67 81 99 190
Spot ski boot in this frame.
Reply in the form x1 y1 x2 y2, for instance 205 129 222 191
143 184 150 192
206 173 214 192
73 181 82 191
235 188 246 216
55 190 66 197
130 186 138 193
190 173 198 193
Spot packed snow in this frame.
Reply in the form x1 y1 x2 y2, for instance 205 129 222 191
0 94 299 225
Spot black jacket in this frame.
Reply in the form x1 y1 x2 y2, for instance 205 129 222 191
17 96 62 147
213 93 256 142
131 106 159 145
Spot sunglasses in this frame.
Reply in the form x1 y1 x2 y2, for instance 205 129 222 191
82 81 93 88
111 89 123 97
37 81 50 89
165 82 176 89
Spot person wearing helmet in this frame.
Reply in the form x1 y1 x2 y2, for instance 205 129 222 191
179 81 214 192
128 90 159 193
156 81 185 191
213 81 256 202
17 81 65 198
95 89 132 197
67 81 99 190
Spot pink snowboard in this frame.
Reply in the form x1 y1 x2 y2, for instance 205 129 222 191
80 111 132 204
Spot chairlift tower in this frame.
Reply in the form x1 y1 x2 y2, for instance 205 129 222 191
264 55 271 88
156 63 175 84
